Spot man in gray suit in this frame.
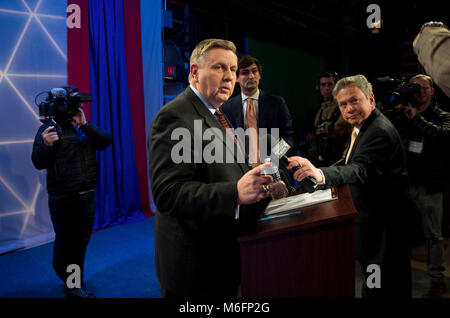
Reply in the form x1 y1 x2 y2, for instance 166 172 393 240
288 75 413 298
148 39 272 298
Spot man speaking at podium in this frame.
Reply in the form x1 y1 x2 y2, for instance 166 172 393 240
148 39 272 298
288 75 413 298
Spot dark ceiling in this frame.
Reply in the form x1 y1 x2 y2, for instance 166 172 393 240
165 0 448 80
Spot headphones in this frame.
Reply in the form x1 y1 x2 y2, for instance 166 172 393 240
315 70 339 91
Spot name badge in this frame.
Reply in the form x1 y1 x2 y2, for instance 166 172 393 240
408 140 423 154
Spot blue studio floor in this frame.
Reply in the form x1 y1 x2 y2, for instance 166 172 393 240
2 214 449 299
0 216 161 298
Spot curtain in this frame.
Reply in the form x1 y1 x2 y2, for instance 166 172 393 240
89 0 144 230
141 0 163 213
123 0 151 217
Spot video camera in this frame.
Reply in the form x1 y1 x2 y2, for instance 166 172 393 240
36 86 92 123
373 77 421 113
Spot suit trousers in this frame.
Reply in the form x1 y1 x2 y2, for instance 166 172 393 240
410 185 445 282
48 189 96 284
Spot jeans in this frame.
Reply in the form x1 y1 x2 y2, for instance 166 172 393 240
410 185 445 282
48 189 96 284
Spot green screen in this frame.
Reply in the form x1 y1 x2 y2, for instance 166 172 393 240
246 38 326 148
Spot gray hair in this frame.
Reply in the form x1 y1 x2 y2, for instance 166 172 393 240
188 38 237 83
332 74 373 99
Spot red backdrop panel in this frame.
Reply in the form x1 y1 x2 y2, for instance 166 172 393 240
122 0 152 216
67 0 90 120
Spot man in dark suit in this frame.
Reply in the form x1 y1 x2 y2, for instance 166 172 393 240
221 55 295 168
287 75 413 298
148 39 273 298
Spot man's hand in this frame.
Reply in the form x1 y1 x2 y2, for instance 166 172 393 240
269 180 289 199
286 156 323 183
237 162 273 205
399 103 418 119
41 126 59 147
72 107 87 126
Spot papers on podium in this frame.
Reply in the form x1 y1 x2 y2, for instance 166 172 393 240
264 187 338 216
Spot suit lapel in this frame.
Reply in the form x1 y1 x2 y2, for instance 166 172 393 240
347 109 378 163
186 87 248 173
258 90 265 128
233 97 244 129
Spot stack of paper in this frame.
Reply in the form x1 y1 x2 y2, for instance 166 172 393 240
264 188 337 216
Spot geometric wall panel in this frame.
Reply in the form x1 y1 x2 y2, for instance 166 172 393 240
0 0 67 254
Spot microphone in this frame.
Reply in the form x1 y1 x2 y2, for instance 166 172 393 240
279 169 296 193
262 134 318 193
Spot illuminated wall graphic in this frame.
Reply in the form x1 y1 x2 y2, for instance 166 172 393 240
0 0 67 254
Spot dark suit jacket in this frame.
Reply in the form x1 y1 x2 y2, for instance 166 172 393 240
148 87 267 297
221 90 295 151
321 109 412 296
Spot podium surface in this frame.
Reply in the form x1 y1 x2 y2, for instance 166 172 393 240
238 185 357 298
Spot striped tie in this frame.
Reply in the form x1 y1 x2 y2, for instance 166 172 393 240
345 128 358 164
247 98 260 168
215 109 240 148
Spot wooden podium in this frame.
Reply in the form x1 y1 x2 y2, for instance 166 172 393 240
238 185 357 298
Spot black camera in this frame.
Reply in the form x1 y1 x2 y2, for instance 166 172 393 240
373 77 421 112
36 86 92 122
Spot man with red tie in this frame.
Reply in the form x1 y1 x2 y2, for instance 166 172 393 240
148 39 272 298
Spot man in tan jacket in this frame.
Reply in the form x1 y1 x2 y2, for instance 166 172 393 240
414 21 450 97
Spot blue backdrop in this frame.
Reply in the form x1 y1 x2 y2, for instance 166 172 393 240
0 0 67 254
0 0 163 254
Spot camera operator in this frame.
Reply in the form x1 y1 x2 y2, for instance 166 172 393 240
32 87 112 298
393 74 450 298
300 71 352 167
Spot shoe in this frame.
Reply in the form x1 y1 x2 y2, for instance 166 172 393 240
423 281 450 298
63 282 96 298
